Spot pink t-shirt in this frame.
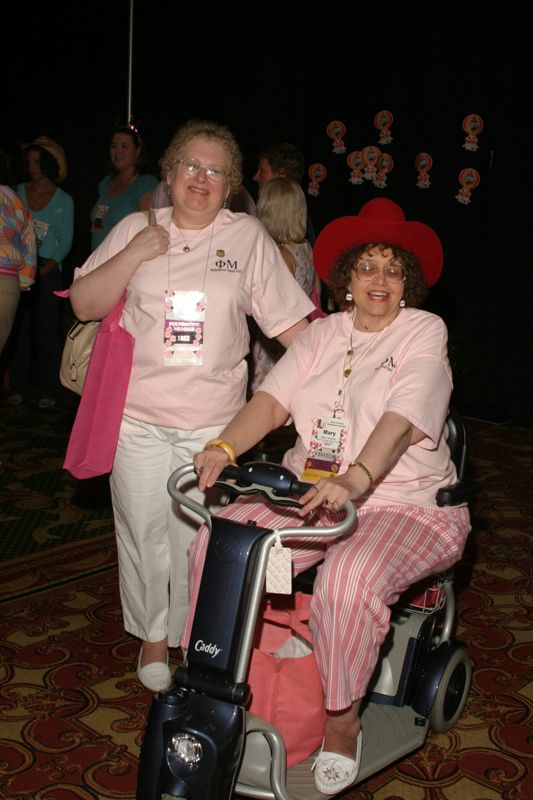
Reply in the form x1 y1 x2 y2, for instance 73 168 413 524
74 208 314 428
259 308 457 509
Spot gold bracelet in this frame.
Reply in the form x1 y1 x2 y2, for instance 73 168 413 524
349 460 374 487
204 439 237 463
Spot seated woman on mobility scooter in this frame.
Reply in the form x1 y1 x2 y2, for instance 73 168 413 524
189 198 471 795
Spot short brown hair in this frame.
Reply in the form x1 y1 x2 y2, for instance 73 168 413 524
329 243 428 310
257 142 304 182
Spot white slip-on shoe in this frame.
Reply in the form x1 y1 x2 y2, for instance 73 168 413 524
136 648 172 692
313 729 362 795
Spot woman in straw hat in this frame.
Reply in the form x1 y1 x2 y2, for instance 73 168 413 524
191 198 471 794
8 136 73 409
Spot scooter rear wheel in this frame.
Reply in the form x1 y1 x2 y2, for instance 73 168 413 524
429 645 471 733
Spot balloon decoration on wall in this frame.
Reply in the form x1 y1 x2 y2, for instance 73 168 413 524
455 167 480 205
307 163 328 196
326 120 347 154
415 152 433 189
462 114 484 152
374 110 394 145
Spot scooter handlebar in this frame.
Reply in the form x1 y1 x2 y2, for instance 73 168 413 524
167 461 357 539
216 460 314 507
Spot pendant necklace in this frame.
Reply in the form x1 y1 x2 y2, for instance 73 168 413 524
333 315 386 418
168 217 216 288
174 223 205 253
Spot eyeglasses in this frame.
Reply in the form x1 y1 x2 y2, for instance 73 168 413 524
176 158 227 182
353 262 406 285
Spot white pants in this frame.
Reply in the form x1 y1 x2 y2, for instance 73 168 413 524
110 415 224 647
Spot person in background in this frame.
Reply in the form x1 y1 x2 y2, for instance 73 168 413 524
190 198 471 794
253 141 305 186
8 137 73 408
253 141 316 244
69 119 314 693
250 176 323 393
0 149 37 355
90 124 158 252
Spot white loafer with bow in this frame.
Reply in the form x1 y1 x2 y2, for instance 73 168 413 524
313 729 362 795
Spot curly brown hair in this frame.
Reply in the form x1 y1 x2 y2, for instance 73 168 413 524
159 119 242 196
329 243 428 310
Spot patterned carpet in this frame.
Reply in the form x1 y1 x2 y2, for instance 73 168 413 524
0 392 531 799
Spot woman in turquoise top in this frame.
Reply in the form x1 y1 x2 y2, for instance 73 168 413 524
90 125 158 252
8 137 74 408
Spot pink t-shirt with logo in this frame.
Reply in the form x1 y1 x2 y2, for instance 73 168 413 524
259 307 458 509
74 207 314 429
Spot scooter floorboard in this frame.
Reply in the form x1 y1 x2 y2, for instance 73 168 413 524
236 705 428 800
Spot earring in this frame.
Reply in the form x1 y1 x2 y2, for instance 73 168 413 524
400 299 406 307
346 292 353 301
166 185 172 201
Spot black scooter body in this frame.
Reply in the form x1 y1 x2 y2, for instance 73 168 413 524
137 688 244 800
137 506 276 800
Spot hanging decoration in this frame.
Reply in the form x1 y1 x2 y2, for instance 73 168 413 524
347 151 364 184
415 153 433 189
455 168 480 205
307 163 328 197
326 120 347 154
462 114 484 152
374 110 394 145
373 153 393 188
361 145 381 181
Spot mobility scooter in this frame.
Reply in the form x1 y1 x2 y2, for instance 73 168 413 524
136 409 478 800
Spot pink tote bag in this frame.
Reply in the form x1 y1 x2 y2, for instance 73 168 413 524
63 298 134 479
247 592 326 767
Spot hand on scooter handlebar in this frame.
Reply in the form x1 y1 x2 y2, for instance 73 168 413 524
297 471 359 517
194 446 231 492
197 459 314 509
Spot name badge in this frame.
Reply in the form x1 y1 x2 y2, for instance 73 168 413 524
33 219 49 243
301 416 348 482
164 290 206 366
91 204 109 231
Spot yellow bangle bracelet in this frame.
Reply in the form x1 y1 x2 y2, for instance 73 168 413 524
204 439 237 463
349 460 374 486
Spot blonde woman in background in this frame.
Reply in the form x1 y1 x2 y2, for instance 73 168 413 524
250 177 323 393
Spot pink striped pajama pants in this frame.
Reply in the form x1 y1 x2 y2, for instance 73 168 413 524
184 498 471 710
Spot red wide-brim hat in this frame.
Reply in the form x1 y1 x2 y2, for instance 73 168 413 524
313 198 443 287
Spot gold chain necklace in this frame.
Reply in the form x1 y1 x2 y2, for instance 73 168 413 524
333 317 385 418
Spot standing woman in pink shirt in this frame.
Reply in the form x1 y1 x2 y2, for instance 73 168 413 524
69 119 314 694
193 198 471 795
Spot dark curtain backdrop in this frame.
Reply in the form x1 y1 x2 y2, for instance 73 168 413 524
5 1 531 421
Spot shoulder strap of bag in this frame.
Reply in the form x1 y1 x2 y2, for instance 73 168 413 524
102 209 156 330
